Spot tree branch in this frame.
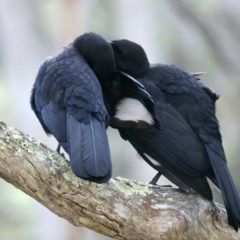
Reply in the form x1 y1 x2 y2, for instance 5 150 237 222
0 120 239 240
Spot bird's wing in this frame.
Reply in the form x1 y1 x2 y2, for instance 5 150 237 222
30 56 56 135
120 98 213 200
111 71 160 130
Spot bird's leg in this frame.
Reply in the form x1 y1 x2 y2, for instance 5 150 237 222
149 172 162 185
56 144 65 158
56 143 61 153
149 172 172 188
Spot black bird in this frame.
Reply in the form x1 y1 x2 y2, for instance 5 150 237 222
30 33 115 183
110 39 240 231
30 32 158 184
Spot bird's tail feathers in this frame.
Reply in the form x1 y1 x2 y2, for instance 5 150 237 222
67 114 112 183
206 146 240 231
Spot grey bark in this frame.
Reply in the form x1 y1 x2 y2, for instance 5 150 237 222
0 120 239 240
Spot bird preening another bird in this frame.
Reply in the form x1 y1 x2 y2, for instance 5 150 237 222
30 32 158 183
30 32 240 231
109 39 240 231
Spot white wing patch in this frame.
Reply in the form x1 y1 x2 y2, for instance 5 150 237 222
144 153 161 167
114 98 153 124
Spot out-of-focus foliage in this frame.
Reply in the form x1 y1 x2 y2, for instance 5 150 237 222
0 0 240 239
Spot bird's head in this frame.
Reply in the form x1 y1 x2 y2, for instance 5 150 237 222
73 32 115 89
110 39 150 78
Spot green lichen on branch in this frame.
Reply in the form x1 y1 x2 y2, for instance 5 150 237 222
63 170 85 187
0 121 38 153
112 177 152 196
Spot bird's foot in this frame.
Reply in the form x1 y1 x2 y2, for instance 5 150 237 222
148 172 172 188
148 184 173 189
59 152 65 158
56 143 61 153
149 172 162 185
56 143 65 158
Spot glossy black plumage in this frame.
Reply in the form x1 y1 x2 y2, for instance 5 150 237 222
110 39 240 231
31 33 113 183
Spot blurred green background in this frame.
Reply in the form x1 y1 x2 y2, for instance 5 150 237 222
1 0 240 239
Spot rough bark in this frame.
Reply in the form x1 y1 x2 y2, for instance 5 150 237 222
0 120 239 240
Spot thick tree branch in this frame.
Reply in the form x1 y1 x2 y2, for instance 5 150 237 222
0 120 239 240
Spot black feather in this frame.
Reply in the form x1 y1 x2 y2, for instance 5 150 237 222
67 114 111 181
205 144 240 231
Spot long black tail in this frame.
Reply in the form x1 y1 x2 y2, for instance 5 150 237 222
67 114 112 183
205 145 240 231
